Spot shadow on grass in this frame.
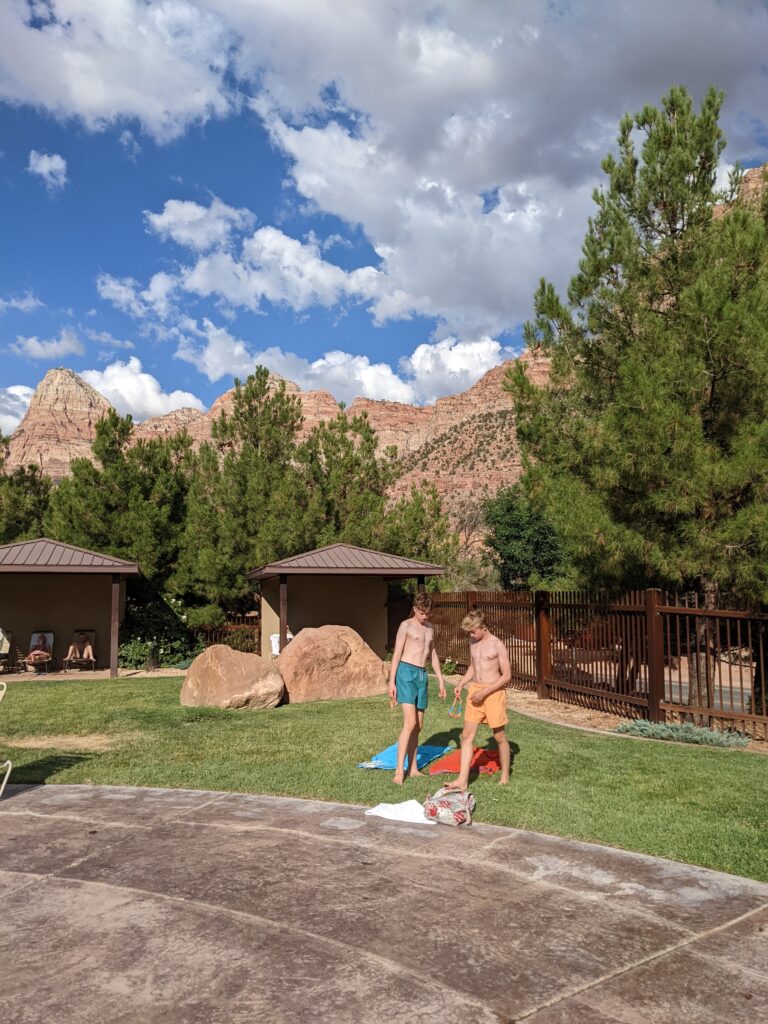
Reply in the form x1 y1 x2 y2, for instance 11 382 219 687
5 753 91 784
422 727 521 781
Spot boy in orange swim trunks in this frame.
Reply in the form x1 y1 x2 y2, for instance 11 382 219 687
446 610 511 790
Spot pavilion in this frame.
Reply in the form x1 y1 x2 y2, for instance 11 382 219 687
247 543 444 658
0 539 140 677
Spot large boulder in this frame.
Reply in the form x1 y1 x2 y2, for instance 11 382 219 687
277 625 388 704
181 645 284 709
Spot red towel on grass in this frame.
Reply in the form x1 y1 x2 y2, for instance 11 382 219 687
429 747 500 775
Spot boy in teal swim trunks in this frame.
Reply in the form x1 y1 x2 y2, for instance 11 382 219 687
388 592 446 785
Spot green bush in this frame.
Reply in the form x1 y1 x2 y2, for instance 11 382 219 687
220 627 259 654
118 584 201 669
615 720 749 749
185 605 226 630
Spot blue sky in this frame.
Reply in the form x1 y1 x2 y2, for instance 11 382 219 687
2 1 768 431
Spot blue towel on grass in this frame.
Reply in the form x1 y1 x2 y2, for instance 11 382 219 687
357 743 452 771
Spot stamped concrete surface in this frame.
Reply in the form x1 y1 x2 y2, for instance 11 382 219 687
0 786 766 1024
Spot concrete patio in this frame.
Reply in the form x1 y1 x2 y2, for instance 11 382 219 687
0 785 766 1023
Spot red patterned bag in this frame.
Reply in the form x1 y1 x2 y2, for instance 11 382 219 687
423 787 476 826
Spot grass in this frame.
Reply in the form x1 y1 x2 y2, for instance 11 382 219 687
1 675 767 882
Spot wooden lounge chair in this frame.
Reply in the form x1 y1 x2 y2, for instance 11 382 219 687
0 681 11 799
62 630 97 672
24 631 56 673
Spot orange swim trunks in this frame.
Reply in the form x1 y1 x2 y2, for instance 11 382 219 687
464 684 508 728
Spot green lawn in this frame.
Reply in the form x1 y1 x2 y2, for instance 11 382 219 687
2 675 767 882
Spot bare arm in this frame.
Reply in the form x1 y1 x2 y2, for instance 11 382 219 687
486 639 512 694
388 622 407 699
431 646 446 699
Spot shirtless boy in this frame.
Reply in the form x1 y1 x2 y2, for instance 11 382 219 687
446 610 511 789
388 592 446 785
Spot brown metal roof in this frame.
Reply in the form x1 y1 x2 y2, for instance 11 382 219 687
0 538 141 575
247 543 444 580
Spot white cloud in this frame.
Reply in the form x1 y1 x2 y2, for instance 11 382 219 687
81 357 205 421
0 291 43 313
0 384 34 435
27 149 68 190
85 329 135 350
145 196 255 251
399 336 515 403
1 1 238 142
11 327 84 359
96 271 177 319
173 318 511 405
119 129 141 160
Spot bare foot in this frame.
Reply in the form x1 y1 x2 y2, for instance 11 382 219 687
393 773 405 785
444 780 467 791
498 775 510 785
407 769 423 778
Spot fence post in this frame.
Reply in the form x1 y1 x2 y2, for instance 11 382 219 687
535 590 551 700
466 591 478 613
645 588 666 724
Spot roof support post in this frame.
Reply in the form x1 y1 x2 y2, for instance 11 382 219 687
110 574 120 679
279 574 288 653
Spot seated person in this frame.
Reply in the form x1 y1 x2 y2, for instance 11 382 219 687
269 626 294 658
65 632 94 663
25 633 52 663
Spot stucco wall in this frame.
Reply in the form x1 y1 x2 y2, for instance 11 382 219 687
0 573 126 669
260 576 389 658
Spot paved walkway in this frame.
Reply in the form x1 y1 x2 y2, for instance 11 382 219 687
0 785 766 1023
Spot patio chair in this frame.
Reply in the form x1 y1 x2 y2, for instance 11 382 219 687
62 629 97 672
24 631 56 673
0 681 11 799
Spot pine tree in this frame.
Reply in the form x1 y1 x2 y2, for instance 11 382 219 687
506 86 768 609
483 484 568 588
45 410 192 585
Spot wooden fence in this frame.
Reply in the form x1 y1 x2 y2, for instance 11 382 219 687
431 590 768 740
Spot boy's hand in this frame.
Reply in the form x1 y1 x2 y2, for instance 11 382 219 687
453 684 463 701
470 686 490 706
437 679 446 699
387 680 396 702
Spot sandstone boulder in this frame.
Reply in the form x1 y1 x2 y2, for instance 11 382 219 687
276 625 388 704
180 645 284 709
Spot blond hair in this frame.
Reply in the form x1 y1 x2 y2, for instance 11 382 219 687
461 610 486 632
412 591 433 613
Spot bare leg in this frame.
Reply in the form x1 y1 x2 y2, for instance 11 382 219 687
407 709 425 777
394 704 418 785
446 721 479 790
493 726 511 784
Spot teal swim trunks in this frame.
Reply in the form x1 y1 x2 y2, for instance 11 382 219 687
396 661 429 709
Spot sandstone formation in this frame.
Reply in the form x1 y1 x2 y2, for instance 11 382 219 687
180 644 285 709
276 625 388 704
4 354 551 518
4 368 111 478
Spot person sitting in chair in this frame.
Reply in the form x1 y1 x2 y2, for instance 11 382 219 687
65 632 93 664
25 634 52 664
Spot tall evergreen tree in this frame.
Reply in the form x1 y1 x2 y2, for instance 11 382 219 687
0 435 52 543
45 409 192 585
506 86 768 609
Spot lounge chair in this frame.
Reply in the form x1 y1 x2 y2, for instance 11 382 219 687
0 681 11 798
24 631 56 673
62 630 97 672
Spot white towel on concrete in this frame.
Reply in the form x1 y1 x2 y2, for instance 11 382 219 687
364 799 435 825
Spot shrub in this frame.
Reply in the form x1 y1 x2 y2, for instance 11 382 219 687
118 584 200 669
185 605 226 630
220 627 259 654
615 720 749 749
